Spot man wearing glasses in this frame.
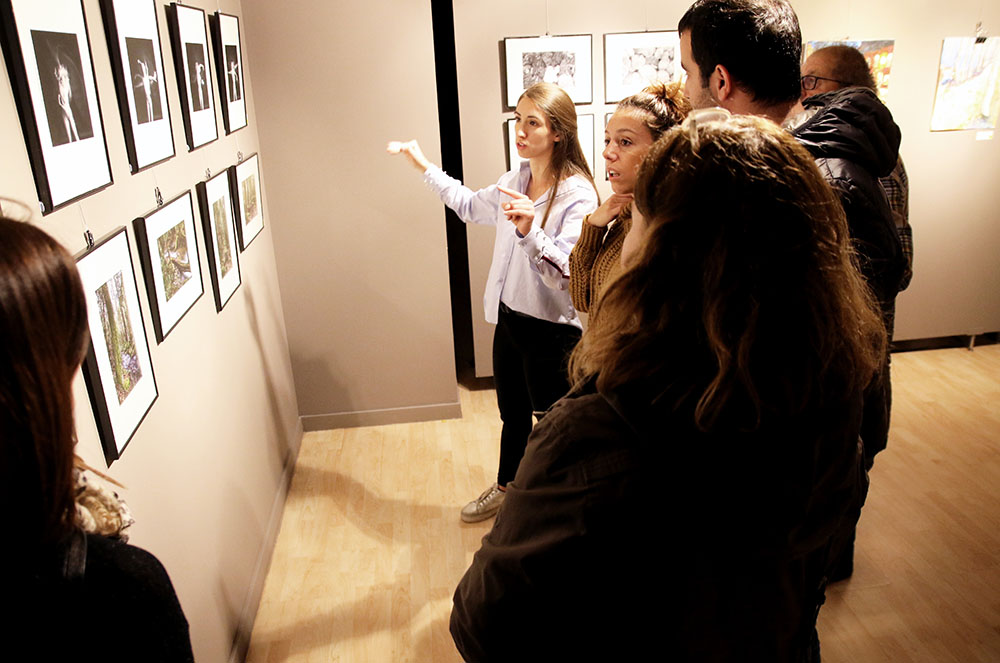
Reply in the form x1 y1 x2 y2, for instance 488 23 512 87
801 45 914 297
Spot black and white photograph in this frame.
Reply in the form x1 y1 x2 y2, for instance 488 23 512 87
165 2 217 150
134 190 204 342
197 169 241 311
229 153 264 249
32 29 94 145
502 34 592 108
126 38 163 123
603 31 682 103
185 41 210 111
506 113 594 175
210 11 247 133
226 46 241 100
76 226 157 465
0 0 113 213
523 50 576 91
100 0 175 173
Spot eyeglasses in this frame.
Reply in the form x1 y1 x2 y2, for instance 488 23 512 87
800 74 851 90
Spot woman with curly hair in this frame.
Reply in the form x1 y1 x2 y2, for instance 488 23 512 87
569 80 689 314
451 112 884 661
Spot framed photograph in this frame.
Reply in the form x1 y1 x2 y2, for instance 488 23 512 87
196 169 241 310
930 37 1000 131
99 0 175 173
133 190 203 342
604 31 681 103
505 113 594 176
0 0 113 214
165 3 217 150
503 34 592 108
76 226 157 465
229 153 263 250
209 11 247 134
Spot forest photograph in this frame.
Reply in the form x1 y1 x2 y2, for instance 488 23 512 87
95 271 142 404
241 173 258 226
212 197 233 277
156 220 192 300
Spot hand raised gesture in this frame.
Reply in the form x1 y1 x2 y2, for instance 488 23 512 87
386 139 433 172
497 186 535 236
586 192 633 228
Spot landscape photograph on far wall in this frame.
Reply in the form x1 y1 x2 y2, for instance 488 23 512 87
931 36 1000 131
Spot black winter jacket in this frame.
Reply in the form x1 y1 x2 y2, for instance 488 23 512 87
792 88 906 308
451 378 865 662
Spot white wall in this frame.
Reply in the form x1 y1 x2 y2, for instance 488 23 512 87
453 0 1000 375
0 1 300 660
795 0 1000 339
240 0 460 430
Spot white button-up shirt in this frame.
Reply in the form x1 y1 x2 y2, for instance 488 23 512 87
424 162 598 328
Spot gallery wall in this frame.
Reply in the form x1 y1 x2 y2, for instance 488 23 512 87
239 0 460 431
452 0 1000 376
0 0 300 660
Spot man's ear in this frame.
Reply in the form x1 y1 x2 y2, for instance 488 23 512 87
711 63 735 104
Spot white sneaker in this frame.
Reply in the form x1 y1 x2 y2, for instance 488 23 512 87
461 483 505 523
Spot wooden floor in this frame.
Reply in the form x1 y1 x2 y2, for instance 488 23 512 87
246 345 1000 662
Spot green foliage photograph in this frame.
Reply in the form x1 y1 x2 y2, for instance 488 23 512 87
212 197 233 277
95 271 142 404
156 220 193 301
241 173 258 226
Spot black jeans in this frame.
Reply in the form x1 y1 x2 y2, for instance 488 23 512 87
492 303 581 486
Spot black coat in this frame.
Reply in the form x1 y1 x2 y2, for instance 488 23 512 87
8 531 194 661
793 88 906 309
451 379 865 662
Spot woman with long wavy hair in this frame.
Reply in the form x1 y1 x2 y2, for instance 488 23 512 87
388 82 599 523
1 213 193 661
450 112 884 661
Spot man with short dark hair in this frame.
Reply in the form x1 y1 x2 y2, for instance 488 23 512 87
678 0 802 122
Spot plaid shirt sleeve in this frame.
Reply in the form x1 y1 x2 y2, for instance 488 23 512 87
879 157 913 291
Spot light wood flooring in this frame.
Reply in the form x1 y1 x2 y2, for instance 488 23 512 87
246 345 1000 662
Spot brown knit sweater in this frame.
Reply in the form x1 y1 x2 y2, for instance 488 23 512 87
569 210 632 313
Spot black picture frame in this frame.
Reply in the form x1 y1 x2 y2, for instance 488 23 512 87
0 0 113 214
196 169 241 311
76 226 158 466
501 34 593 110
133 190 204 342
99 0 176 173
228 153 263 250
602 30 681 104
209 11 247 134
164 2 217 151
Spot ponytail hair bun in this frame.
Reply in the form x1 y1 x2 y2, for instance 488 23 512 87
617 80 691 141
